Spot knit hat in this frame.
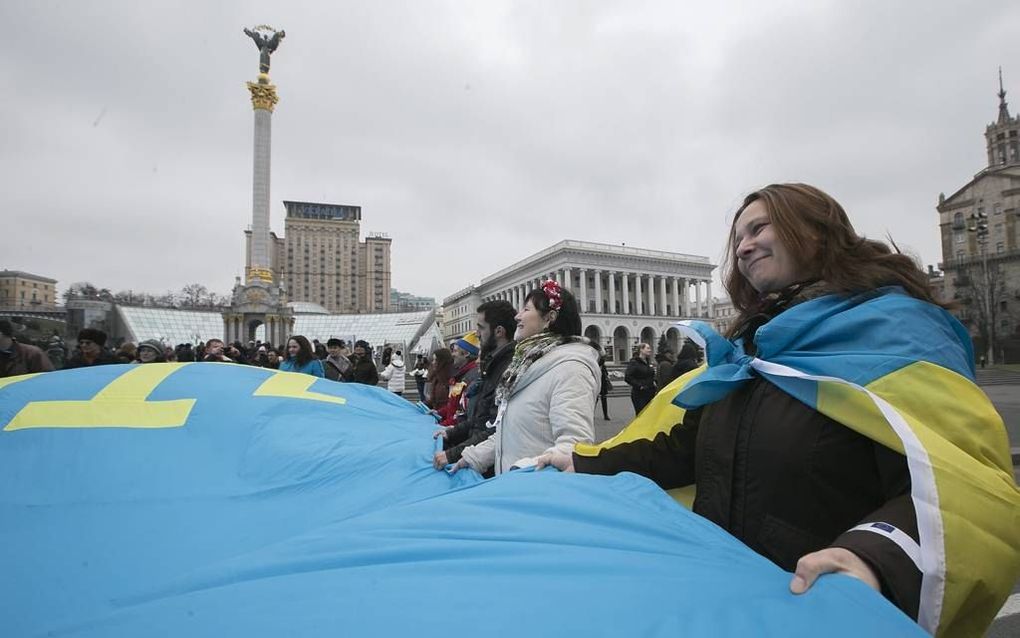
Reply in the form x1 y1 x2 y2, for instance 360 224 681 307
138 339 163 355
77 328 107 347
453 331 480 357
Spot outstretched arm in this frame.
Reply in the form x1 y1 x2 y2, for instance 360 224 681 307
267 30 286 53
243 28 263 50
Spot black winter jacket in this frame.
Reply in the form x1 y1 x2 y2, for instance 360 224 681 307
624 358 656 394
345 356 379 386
576 309 921 623
443 341 514 464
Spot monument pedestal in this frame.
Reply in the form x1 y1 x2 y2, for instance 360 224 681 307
223 276 293 346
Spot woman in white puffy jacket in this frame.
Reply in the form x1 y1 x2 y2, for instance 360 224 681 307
449 280 599 475
379 350 406 395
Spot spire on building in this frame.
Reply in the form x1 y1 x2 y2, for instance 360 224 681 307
997 66 1010 124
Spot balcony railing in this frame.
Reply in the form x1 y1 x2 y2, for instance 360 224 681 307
939 247 1020 269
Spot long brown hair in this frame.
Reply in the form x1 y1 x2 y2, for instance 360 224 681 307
428 348 453 382
287 335 315 367
723 183 946 337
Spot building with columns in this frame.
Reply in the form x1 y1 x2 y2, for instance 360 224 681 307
447 240 715 362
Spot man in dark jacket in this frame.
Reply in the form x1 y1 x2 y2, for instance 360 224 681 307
624 342 656 415
0 320 54 377
323 338 352 381
672 339 702 379
433 300 516 471
345 340 379 385
64 328 117 369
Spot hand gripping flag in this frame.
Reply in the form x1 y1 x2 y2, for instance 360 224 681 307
577 286 1020 636
1 362 927 636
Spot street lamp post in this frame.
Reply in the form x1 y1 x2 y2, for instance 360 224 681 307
967 211 992 364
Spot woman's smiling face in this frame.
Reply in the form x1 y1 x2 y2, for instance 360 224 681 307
734 199 801 293
515 298 551 341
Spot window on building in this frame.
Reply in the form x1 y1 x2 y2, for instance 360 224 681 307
955 232 964 244
994 203 1003 215
997 242 1005 253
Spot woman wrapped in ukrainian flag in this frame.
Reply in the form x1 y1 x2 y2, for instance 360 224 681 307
537 183 1020 637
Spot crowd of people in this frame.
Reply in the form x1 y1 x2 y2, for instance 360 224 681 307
0 323 385 387
1 182 1015 633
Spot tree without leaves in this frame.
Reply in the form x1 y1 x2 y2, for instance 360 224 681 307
180 283 208 308
62 282 113 303
955 260 1018 364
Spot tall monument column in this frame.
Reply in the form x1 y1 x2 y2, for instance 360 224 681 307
243 25 285 284
225 25 292 344
246 79 276 282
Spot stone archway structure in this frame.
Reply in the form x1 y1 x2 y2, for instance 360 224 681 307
222 277 294 348
612 325 630 364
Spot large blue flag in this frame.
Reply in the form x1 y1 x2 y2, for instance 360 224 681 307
0 363 924 636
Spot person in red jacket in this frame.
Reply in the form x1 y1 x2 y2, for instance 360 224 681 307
436 332 481 426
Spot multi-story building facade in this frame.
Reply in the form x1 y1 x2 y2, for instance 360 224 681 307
937 73 1020 363
711 297 736 335
245 200 392 314
391 288 436 312
447 240 715 363
0 270 58 311
442 285 482 344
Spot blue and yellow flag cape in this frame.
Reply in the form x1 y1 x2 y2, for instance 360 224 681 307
578 286 1020 637
1 362 928 636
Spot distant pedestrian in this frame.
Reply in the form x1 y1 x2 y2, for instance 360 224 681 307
672 339 702 379
597 353 611 420
202 339 234 363
136 340 166 364
65 329 117 369
625 343 656 415
115 342 137 364
45 336 67 370
280 335 324 378
425 348 453 408
411 355 428 399
345 340 379 386
312 339 328 360
324 338 352 381
379 349 405 395
655 348 679 388
0 319 54 378
176 343 196 362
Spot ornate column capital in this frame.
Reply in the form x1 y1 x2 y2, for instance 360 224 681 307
246 80 279 112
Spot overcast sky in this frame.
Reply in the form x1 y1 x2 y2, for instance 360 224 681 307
3 1 1019 302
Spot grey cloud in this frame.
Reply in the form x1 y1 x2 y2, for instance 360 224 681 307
3 1 1019 300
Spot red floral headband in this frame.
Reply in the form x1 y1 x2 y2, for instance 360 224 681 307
541 279 563 311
